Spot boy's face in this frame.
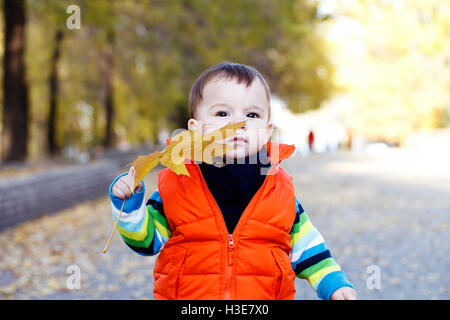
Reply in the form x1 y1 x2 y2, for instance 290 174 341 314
188 76 273 162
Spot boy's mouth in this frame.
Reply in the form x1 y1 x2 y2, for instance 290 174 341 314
227 136 248 144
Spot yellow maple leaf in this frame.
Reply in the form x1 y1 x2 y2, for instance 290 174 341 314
127 151 162 192
127 120 246 190
103 120 246 253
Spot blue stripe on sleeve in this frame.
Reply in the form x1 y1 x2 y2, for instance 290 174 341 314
152 230 163 253
299 243 328 262
295 226 319 250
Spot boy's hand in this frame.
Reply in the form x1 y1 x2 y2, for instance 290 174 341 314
111 166 143 199
330 287 358 300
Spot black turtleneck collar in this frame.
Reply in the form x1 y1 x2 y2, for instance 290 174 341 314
198 146 272 233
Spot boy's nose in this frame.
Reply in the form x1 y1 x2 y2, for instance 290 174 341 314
231 117 247 130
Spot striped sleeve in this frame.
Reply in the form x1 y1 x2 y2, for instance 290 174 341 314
109 173 172 256
289 195 353 300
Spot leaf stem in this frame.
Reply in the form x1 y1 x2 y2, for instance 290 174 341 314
102 198 126 254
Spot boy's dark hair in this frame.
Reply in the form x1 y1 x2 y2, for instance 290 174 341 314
188 62 271 121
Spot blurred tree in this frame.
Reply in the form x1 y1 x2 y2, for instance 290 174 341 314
266 0 335 113
97 29 115 149
47 29 64 155
324 0 450 143
2 0 29 162
436 103 450 128
5 0 334 160
83 0 118 149
26 0 71 157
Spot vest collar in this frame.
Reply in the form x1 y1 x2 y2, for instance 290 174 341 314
265 140 296 165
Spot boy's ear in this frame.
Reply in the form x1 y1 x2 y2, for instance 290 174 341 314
265 122 273 142
188 118 202 131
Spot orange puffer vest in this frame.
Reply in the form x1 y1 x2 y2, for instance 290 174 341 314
153 140 297 300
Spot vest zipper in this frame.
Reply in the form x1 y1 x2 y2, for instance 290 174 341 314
194 162 273 300
225 234 234 299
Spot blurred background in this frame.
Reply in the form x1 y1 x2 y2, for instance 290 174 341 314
0 0 448 299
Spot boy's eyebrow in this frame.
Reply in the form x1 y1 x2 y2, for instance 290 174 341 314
249 105 266 114
209 103 229 108
210 103 266 113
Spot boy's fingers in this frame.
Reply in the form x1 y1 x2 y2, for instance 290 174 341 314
116 180 131 195
113 186 127 199
112 168 137 199
344 289 358 300
335 293 344 300
331 290 344 300
135 181 143 192
332 287 357 300
117 180 133 197
127 166 136 192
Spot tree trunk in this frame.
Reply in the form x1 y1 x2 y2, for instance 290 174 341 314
47 30 64 155
2 0 29 162
99 31 115 149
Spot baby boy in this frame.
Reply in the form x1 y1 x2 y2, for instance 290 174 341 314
110 62 357 300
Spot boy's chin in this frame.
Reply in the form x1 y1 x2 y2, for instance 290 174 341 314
222 150 259 164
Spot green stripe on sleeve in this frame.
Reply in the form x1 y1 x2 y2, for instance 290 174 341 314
298 257 338 279
120 213 155 248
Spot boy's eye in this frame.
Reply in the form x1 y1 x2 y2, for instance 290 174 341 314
215 111 228 117
247 112 260 118
214 111 260 118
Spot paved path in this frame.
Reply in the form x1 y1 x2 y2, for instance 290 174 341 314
0 147 448 299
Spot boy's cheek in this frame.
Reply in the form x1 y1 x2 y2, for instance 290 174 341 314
202 122 242 140
249 129 271 145
201 121 227 134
